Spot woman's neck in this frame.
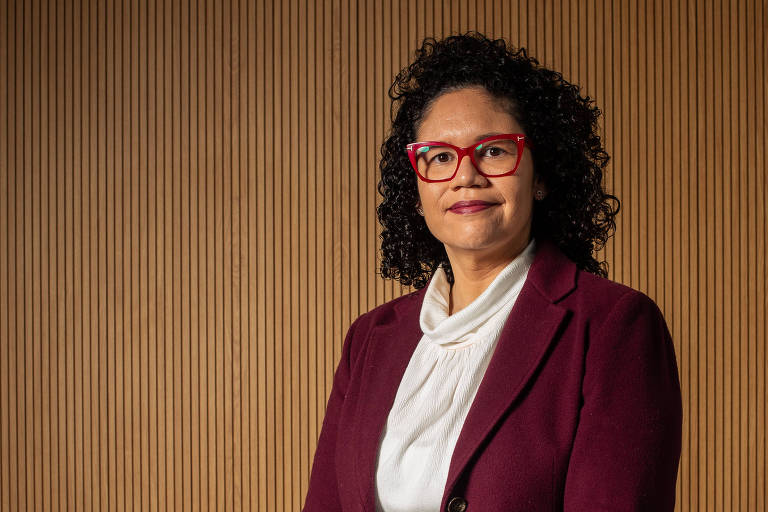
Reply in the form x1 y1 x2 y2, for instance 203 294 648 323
447 263 505 315
446 239 531 315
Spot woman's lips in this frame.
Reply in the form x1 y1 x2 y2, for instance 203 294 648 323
448 200 497 214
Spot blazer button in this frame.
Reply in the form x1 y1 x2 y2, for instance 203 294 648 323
447 496 468 512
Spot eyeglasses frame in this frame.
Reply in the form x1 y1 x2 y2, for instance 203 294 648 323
405 133 531 183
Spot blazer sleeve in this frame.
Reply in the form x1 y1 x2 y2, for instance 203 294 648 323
303 316 361 511
563 291 683 511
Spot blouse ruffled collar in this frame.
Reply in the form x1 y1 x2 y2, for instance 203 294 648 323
419 239 536 349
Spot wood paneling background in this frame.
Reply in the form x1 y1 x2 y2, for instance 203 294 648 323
0 0 765 510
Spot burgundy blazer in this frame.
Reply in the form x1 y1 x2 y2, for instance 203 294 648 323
304 240 682 511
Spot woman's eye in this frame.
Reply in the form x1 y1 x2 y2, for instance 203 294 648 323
482 146 505 157
431 152 453 164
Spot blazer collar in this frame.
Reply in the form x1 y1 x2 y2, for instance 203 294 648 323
356 239 578 509
524 238 578 303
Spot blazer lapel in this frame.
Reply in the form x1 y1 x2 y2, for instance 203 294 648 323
355 290 426 509
443 240 577 496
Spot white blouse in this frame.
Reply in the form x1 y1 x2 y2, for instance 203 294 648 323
374 240 536 512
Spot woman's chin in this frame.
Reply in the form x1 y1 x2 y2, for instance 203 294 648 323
443 236 509 255
440 228 529 259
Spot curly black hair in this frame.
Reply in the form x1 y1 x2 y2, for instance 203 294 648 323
377 32 620 289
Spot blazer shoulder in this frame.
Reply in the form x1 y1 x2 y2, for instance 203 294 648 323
575 269 637 300
343 288 425 361
354 288 423 328
569 269 668 330
573 267 657 301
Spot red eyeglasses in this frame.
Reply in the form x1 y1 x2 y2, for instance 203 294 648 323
406 133 531 183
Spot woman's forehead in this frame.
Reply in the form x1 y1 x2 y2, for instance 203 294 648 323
416 88 522 142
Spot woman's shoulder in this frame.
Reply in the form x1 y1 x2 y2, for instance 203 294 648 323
574 267 658 304
573 268 645 302
567 269 669 336
350 288 425 332
338 288 425 369
531 239 663 320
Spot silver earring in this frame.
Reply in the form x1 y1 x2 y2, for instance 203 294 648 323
535 190 545 200
416 205 424 216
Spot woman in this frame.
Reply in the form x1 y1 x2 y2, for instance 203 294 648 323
304 33 682 512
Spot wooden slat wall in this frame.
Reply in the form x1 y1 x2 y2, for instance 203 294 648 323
0 0 765 510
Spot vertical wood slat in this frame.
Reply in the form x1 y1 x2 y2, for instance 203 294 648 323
0 2 8 510
0 1 765 511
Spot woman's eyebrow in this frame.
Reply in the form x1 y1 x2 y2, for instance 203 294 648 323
415 132 509 145
424 132 505 143
475 132 505 141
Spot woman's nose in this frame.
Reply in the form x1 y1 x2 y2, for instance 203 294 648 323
451 154 488 188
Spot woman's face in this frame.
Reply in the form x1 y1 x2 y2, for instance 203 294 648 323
415 86 542 263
